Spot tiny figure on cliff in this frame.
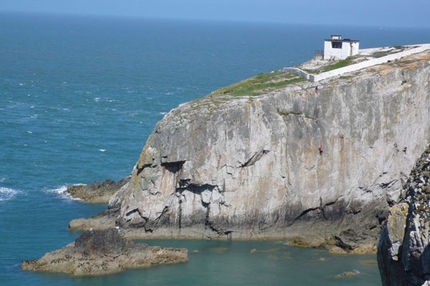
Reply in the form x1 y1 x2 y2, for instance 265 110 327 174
315 86 319 93
318 145 323 155
403 146 408 154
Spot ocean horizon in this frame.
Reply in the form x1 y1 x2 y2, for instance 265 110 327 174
2 11 430 285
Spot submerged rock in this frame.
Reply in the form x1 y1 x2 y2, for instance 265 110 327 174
333 270 361 278
21 228 187 276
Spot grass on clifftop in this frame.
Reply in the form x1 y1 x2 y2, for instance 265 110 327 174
320 57 354 72
210 70 305 97
301 57 356 74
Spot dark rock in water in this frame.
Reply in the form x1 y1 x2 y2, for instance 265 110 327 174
21 228 188 276
66 177 130 203
74 228 133 256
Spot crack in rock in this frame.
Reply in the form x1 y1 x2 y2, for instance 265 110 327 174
240 150 269 168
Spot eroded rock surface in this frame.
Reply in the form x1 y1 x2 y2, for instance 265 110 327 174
21 228 187 276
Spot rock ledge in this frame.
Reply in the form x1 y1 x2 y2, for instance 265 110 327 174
21 228 188 276
66 177 130 203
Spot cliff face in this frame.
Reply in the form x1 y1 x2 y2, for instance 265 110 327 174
378 147 430 285
110 51 430 251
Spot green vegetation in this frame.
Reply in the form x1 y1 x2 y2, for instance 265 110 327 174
320 57 355 72
371 51 391 58
372 46 405 58
301 56 358 75
211 70 306 97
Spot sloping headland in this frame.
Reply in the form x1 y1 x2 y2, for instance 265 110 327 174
24 44 430 279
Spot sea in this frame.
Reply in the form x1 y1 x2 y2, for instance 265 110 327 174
1 11 430 285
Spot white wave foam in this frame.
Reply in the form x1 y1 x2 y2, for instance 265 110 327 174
99 149 106 152
45 185 83 202
0 187 19 202
47 185 67 195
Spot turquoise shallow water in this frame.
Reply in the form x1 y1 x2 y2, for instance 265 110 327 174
1 11 430 285
17 240 379 286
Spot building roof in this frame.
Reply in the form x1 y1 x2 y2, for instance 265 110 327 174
324 38 360 43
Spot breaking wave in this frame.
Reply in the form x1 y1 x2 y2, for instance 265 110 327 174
0 187 20 202
45 185 83 202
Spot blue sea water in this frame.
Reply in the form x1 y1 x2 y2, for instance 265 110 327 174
1 11 430 285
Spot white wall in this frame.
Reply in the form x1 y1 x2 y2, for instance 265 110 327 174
324 40 359 60
351 42 359 56
282 67 310 80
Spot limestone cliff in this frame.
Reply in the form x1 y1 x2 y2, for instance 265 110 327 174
107 50 430 251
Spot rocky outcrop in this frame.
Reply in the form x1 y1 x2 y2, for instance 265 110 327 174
21 228 187 276
66 177 130 203
378 146 430 285
78 50 430 252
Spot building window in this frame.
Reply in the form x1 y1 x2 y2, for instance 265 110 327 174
331 41 342 49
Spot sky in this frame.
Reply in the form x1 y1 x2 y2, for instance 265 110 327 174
0 0 429 28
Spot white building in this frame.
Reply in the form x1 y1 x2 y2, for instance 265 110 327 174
324 35 359 60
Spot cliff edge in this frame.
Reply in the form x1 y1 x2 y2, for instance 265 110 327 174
74 49 430 253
